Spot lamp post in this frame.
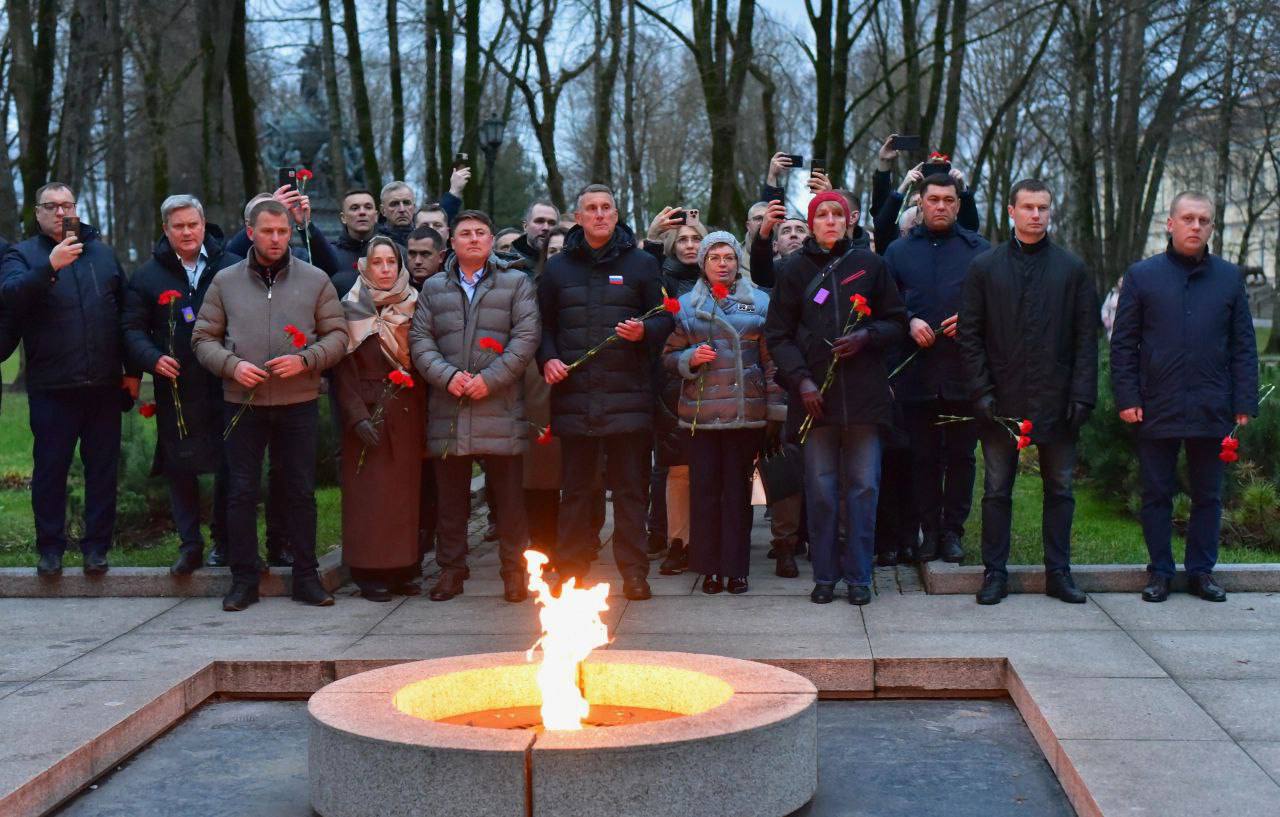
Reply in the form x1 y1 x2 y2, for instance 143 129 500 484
480 115 507 218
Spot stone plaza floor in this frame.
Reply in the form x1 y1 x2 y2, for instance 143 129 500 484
3 510 1280 816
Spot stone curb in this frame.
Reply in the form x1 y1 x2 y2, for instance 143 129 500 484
0 549 349 598
921 561 1280 595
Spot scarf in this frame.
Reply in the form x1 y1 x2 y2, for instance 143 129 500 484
342 260 417 370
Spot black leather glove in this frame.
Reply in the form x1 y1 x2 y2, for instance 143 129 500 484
831 329 870 359
354 419 381 448
975 394 997 424
1066 401 1093 432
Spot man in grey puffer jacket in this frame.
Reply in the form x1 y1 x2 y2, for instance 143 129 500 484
410 209 541 603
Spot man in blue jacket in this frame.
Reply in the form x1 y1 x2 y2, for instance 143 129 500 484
885 174 990 564
1111 191 1259 603
0 182 139 577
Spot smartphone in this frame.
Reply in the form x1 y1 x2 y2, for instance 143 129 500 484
62 216 81 242
277 167 296 191
889 135 922 151
670 208 687 225
784 154 804 168
810 161 826 177
452 152 470 170
688 208 700 222
924 161 952 176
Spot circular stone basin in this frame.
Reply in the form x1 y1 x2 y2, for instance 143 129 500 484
309 650 817 817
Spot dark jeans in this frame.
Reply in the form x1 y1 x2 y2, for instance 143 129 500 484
435 454 527 578
167 464 228 555
264 455 291 556
558 432 651 580
980 428 1076 576
29 386 122 557
525 488 559 553
419 460 438 559
688 428 762 578
804 424 882 587
222 400 320 584
875 446 914 555
1138 437 1225 577
903 399 978 538
647 460 668 541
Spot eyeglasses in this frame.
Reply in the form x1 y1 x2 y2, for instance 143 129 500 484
37 201 76 213
705 254 737 264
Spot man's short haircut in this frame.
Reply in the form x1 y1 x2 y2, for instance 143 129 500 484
747 201 769 217
1169 191 1214 219
243 193 272 222
248 199 289 227
35 182 74 203
1008 178 1052 206
839 190 862 214
380 180 413 201
495 227 521 241
418 200 446 217
576 183 615 208
341 188 376 208
161 194 205 225
919 174 961 198
524 200 560 222
452 209 494 233
775 217 808 235
408 225 444 247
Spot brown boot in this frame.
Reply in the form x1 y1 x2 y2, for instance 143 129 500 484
429 572 465 601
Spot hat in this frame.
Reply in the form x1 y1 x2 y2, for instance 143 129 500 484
696 230 744 270
807 190 850 232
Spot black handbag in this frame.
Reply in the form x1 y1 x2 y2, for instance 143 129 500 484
755 443 803 503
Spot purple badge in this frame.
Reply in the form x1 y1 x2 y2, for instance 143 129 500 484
813 288 830 305
182 306 196 323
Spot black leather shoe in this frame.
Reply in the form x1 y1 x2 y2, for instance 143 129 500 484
360 582 393 602
766 547 777 559
898 537 919 564
775 550 799 578
810 584 835 604
205 547 227 568
1141 573 1171 603
939 532 964 563
727 577 749 595
848 585 872 605
502 573 529 603
645 532 668 560
1046 570 1087 604
623 576 652 601
292 576 335 606
701 575 724 594
917 532 939 562
266 547 294 568
429 572 465 601
875 549 898 566
36 552 63 577
83 553 109 576
976 572 1008 605
170 550 203 576
659 540 688 575
1189 573 1227 602
391 581 421 596
222 581 259 612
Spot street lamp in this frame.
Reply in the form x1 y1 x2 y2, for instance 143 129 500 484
480 114 507 218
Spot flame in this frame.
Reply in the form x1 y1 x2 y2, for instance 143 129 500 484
524 549 610 730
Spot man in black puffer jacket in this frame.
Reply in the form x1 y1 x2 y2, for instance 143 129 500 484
537 184 674 600
0 182 140 577
958 179 1099 606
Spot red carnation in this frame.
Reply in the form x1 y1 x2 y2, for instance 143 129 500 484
1219 449 1238 463
138 402 157 418
1221 436 1239 451
284 324 299 335
388 370 414 388
296 168 314 182
1016 435 1032 450
711 283 729 300
850 293 871 317
663 297 681 314
536 426 553 445
478 337 505 354
1019 420 1033 434
157 289 182 306
287 328 306 349
929 151 950 162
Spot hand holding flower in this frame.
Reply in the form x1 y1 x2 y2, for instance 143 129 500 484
615 318 645 342
233 361 269 388
690 344 717 367
155 355 181 379
463 374 490 400
266 355 306 378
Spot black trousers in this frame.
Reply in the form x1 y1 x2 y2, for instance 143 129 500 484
557 432 651 580
979 428 1076 576
903 399 978 539
875 446 913 555
434 454 527 578
688 428 762 578
418 459 438 559
222 400 319 584
525 488 560 553
167 464 228 555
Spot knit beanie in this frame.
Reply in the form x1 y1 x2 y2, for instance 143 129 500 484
807 190 851 232
696 230 744 270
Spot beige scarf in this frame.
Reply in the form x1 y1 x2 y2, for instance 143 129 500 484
343 257 417 370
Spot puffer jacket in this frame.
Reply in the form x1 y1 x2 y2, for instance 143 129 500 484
653 255 701 465
536 223 672 437
410 253 540 457
664 277 785 429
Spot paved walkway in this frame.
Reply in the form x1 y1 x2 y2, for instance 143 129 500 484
2 511 1279 816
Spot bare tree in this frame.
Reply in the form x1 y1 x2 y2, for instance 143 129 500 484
341 0 384 193
387 0 407 181
6 0 58 228
319 0 349 195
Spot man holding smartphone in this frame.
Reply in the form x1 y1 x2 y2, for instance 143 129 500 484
0 182 140 577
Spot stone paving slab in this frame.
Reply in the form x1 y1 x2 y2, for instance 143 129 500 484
334 633 538 662
1181 679 1280 742
610 594 865 635
1240 741 1280 785
1016 676 1229 741
923 562 1280 594
869 630 1167 679
1090 591 1280 631
0 598 181 637
1128 630 1280 679
131 596 398 637
367 595 628 636
861 592 1119 634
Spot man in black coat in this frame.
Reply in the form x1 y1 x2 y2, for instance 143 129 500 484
1111 191 1260 604
510 200 560 267
0 182 140 577
330 188 408 297
537 184 673 600
958 179 1099 606
764 190 908 606
885 174 991 564
123 195 243 575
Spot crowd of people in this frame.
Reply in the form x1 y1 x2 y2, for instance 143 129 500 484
0 134 1260 612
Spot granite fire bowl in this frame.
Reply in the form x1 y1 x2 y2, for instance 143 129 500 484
308 650 818 817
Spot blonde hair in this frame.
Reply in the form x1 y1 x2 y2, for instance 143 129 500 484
661 221 708 258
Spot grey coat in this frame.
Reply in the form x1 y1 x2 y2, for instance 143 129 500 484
663 277 785 430
409 254 540 457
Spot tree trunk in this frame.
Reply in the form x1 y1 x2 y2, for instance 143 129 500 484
898 0 921 134
227 0 260 200
624 0 644 228
917 0 951 148
387 0 406 182
589 0 622 186
7 0 58 231
809 0 833 172
937 0 967 157
52 0 107 193
1268 212 1280 355
461 0 481 208
1211 8 1240 257
106 0 127 244
319 0 349 196
423 0 440 193
341 0 383 193
433 0 455 193
197 0 234 217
